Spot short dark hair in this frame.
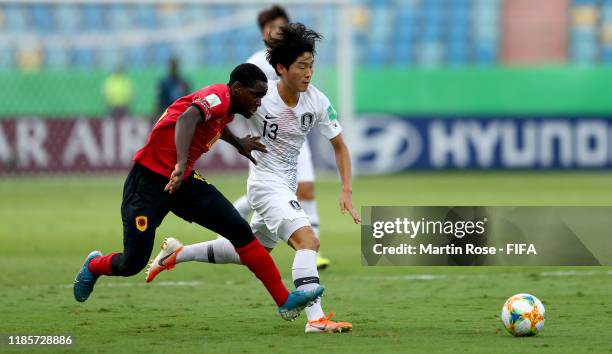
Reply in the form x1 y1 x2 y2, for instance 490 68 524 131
266 23 322 76
257 5 290 31
228 63 267 87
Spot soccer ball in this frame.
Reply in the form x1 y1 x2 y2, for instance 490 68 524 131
501 293 545 336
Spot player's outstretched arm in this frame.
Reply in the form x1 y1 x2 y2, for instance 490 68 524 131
221 127 268 165
329 134 360 224
165 106 202 193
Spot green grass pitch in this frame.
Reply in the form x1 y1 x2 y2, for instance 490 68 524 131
1 172 611 353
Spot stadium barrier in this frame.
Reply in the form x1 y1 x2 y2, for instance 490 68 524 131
0 117 247 174
3 115 612 175
314 115 612 173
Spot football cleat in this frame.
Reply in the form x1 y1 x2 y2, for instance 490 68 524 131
278 286 325 321
305 312 353 333
316 254 331 270
73 250 102 302
146 237 184 283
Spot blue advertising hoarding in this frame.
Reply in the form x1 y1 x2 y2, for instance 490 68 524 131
313 115 612 173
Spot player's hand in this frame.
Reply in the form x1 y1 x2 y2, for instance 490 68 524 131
237 135 268 165
164 163 185 194
339 189 360 224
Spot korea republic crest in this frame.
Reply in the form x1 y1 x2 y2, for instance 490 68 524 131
300 112 314 131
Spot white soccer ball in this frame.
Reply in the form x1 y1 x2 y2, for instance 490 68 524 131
501 293 545 336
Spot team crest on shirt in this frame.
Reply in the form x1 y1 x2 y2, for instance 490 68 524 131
289 200 302 210
135 216 148 232
300 112 315 131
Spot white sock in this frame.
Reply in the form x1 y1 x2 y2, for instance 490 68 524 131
177 238 241 264
233 195 252 220
292 249 325 321
300 200 320 238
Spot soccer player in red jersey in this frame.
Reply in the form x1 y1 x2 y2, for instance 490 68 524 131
73 63 323 321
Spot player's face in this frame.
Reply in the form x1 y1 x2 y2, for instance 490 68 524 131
262 17 288 42
280 52 314 93
236 81 267 118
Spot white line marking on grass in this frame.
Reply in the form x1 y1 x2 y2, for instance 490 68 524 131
16 270 612 291
102 280 201 288
359 275 447 281
344 270 612 283
23 280 202 290
539 270 611 277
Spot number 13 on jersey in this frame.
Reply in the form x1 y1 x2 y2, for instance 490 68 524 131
262 120 278 140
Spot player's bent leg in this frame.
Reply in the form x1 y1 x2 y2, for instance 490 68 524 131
146 235 318 322
106 163 169 277
286 225 352 333
73 250 103 302
147 235 244 283
296 182 330 270
74 163 169 302
74 237 155 299
148 222 280 283
150 230 276 278
171 177 303 316
109 223 158 277
287 226 320 251
180 238 243 264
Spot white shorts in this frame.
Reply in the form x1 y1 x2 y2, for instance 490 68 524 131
247 180 311 249
296 140 315 183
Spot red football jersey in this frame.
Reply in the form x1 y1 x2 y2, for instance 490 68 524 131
134 84 234 178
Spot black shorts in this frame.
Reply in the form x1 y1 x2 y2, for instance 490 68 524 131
121 163 254 249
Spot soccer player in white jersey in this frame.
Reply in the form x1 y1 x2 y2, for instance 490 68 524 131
231 5 331 270
147 23 360 334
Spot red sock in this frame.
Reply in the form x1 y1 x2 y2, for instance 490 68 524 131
88 253 118 276
235 239 289 307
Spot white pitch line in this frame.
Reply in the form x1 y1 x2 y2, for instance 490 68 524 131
19 280 202 290
348 270 612 282
539 270 612 277
360 274 447 281
13 270 612 290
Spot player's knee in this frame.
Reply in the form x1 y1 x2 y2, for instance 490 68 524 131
309 236 320 251
289 227 320 251
298 235 319 251
297 182 315 200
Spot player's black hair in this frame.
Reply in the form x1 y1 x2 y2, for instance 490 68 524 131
266 23 322 76
228 63 267 87
257 5 290 31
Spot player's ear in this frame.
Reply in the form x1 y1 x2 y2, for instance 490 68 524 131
276 63 287 76
230 81 243 95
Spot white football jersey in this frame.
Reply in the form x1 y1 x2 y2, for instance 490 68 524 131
247 80 342 190
246 49 278 81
